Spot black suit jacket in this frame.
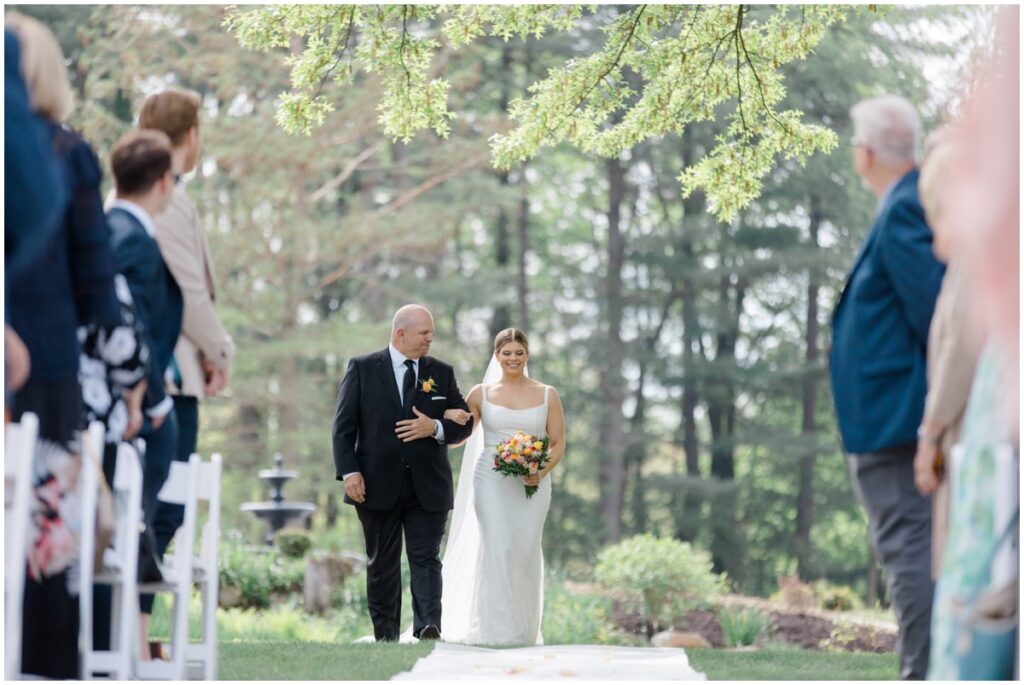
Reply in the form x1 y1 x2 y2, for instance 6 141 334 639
332 349 473 512
108 206 183 413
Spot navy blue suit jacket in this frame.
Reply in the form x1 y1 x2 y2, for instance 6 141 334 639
332 349 473 512
829 170 945 454
7 124 121 381
108 207 183 412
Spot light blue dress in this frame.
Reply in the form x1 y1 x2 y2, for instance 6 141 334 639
928 345 1019 679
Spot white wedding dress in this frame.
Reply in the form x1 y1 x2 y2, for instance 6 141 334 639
440 361 552 646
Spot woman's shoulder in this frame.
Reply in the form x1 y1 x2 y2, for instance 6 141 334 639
51 125 102 187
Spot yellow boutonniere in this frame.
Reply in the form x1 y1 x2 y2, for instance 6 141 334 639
420 377 437 393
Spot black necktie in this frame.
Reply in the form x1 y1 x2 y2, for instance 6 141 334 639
402 359 416 414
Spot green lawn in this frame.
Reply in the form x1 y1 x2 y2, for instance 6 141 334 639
687 645 898 681
220 641 433 680
218 642 897 680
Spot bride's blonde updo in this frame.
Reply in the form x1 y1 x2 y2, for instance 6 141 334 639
494 328 529 354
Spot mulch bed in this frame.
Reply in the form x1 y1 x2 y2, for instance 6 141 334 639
610 603 896 653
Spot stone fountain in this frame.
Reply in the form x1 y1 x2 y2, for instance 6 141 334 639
241 453 317 545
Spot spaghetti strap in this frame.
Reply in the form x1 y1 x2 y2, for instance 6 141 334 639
543 385 550 405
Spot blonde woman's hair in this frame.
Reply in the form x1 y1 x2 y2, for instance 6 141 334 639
5 12 73 122
919 131 962 226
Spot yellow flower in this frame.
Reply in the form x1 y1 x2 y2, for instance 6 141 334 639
421 377 437 393
533 441 544 450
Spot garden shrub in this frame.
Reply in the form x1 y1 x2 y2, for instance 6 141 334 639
220 541 305 608
719 606 772 647
276 528 313 558
813 581 861 612
594 534 726 634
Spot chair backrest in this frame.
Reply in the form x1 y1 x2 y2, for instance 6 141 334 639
108 441 144 567
77 421 106 663
5 412 38 680
4 412 37 562
157 455 201 579
196 454 222 572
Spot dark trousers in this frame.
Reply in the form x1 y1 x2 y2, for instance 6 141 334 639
93 442 120 651
848 445 935 680
140 395 197 615
356 466 447 641
136 404 178 615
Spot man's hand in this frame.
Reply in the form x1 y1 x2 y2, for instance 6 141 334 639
396 407 436 443
204 359 228 396
344 472 366 503
123 379 148 440
5 325 30 392
151 412 167 430
443 408 472 426
913 440 940 495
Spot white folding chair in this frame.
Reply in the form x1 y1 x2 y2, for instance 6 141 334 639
186 453 222 680
85 441 144 680
4 412 38 680
76 421 105 680
135 455 200 681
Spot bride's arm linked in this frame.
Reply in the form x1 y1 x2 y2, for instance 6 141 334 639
443 384 483 448
524 386 565 487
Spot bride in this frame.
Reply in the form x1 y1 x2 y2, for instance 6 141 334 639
439 328 566 645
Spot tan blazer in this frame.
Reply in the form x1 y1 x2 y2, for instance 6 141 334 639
923 261 979 573
154 184 235 399
924 262 978 454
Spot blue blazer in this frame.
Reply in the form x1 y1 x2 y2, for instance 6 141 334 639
108 207 183 412
829 170 945 455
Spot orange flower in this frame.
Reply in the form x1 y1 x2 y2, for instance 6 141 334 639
420 377 437 393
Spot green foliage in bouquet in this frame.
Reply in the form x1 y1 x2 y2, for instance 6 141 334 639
595 534 726 634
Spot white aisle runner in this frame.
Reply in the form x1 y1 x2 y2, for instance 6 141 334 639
392 642 706 680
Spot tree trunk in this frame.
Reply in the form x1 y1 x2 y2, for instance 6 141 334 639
707 271 745 578
600 155 628 543
515 42 532 333
795 206 823 580
515 181 529 333
628 290 677 535
491 44 514 336
673 131 703 543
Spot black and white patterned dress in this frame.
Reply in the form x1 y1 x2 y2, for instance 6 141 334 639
78 274 148 445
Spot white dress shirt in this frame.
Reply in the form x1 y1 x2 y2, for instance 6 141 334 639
342 345 445 482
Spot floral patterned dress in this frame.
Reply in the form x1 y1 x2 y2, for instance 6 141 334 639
26 275 148 586
78 274 148 446
928 345 1019 679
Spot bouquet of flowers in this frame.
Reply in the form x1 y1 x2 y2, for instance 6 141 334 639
492 431 551 498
